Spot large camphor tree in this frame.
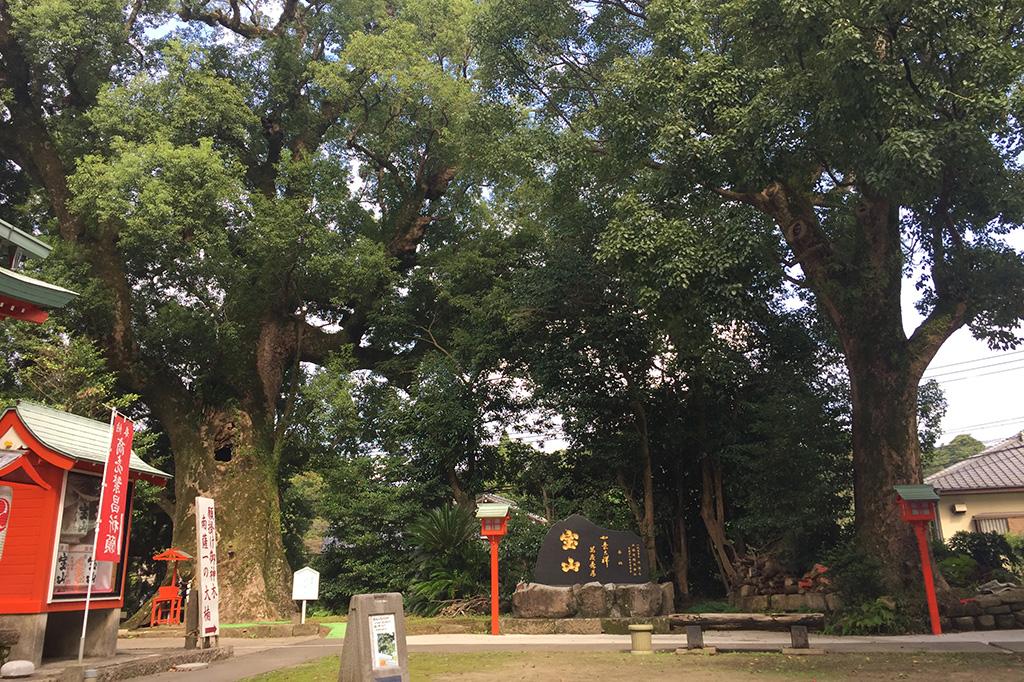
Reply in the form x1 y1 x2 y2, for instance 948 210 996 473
0 0 512 618
480 0 1024 589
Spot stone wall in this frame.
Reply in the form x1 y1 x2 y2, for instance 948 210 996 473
945 588 1024 631
733 592 841 612
512 582 673 619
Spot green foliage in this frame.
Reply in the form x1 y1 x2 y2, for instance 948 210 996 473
924 435 986 477
497 511 548 598
823 540 886 607
829 598 900 636
0 321 139 419
407 505 488 615
947 531 1022 576
937 555 981 589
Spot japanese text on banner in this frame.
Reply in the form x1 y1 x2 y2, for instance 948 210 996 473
95 413 134 562
195 496 220 636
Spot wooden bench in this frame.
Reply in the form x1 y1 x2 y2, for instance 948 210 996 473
668 612 825 654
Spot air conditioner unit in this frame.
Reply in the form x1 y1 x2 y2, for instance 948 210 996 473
952 503 967 514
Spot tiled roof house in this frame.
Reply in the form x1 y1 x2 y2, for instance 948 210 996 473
925 432 1024 538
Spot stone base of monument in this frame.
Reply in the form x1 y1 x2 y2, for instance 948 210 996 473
511 582 673 619
500 616 671 635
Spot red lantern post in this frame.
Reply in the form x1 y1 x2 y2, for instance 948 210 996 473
894 485 942 635
476 504 510 636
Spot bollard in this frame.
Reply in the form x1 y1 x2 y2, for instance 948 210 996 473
628 623 654 655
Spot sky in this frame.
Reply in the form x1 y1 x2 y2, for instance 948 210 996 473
906 232 1024 446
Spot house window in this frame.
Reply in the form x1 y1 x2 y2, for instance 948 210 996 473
975 517 1009 534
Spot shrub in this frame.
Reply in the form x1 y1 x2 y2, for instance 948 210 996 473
829 597 900 635
406 505 488 615
937 554 979 588
823 540 886 606
946 531 1021 576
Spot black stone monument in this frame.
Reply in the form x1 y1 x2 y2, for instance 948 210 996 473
533 514 649 586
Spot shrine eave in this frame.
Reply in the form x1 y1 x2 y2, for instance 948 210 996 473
0 217 52 260
0 265 78 310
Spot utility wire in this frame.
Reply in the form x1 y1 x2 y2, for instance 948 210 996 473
944 415 1024 433
923 356 1024 379
926 364 1024 385
924 349 1024 372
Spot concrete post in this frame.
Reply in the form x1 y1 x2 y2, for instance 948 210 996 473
339 593 409 682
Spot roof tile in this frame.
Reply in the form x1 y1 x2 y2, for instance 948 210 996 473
925 433 1024 492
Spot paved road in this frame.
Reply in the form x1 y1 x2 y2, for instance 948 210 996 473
122 629 1024 681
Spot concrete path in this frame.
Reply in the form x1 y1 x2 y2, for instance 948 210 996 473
118 629 1024 681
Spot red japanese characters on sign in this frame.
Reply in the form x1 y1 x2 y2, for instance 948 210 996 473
95 413 134 562
0 486 11 560
195 496 220 636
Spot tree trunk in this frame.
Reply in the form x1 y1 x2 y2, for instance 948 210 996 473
165 408 293 622
671 511 689 599
846 351 925 590
700 456 738 593
631 401 658 573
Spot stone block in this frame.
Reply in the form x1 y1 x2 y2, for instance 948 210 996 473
499 618 558 634
984 605 1011 615
659 582 675 616
995 614 1017 629
1007 602 1024 611
772 593 806 612
745 595 769 612
604 584 623 618
995 588 1024 604
803 593 827 612
601 617 669 635
512 584 577 618
554 618 602 634
975 594 1003 609
576 582 609 617
960 601 983 616
824 594 843 612
953 616 976 631
1015 612 1024 627
977 614 996 630
0 660 34 678
616 583 662 618
739 584 755 597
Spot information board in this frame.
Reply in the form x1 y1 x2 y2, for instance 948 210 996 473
195 496 220 636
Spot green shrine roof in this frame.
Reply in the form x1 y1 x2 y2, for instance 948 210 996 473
0 217 52 260
0 265 77 309
476 503 510 518
893 484 939 502
10 401 170 480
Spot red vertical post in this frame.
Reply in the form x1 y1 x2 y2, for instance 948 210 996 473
489 537 500 635
913 522 942 635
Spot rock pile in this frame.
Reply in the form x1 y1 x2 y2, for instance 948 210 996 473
512 582 674 619
946 588 1024 631
732 559 838 612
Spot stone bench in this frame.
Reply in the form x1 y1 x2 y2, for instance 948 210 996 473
669 612 825 654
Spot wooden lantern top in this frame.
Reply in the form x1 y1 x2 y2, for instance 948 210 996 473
894 484 939 522
476 503 510 537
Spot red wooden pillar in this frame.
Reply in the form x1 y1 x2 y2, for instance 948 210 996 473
913 522 942 635
489 536 500 636
894 485 942 636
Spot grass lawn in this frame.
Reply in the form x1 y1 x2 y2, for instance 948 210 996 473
242 650 1024 681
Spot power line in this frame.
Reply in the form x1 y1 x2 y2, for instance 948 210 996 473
924 349 1024 373
944 415 1024 433
923 356 1024 380
926 364 1024 385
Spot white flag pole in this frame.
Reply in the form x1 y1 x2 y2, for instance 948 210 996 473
78 407 116 663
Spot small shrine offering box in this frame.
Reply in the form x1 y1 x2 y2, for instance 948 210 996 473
0 402 170 665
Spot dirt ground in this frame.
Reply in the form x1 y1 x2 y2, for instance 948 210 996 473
247 650 1024 681
419 651 1024 681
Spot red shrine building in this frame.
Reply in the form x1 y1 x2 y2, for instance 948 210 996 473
0 217 77 323
0 402 170 665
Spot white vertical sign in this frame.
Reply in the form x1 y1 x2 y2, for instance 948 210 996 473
0 486 11 560
195 496 220 636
